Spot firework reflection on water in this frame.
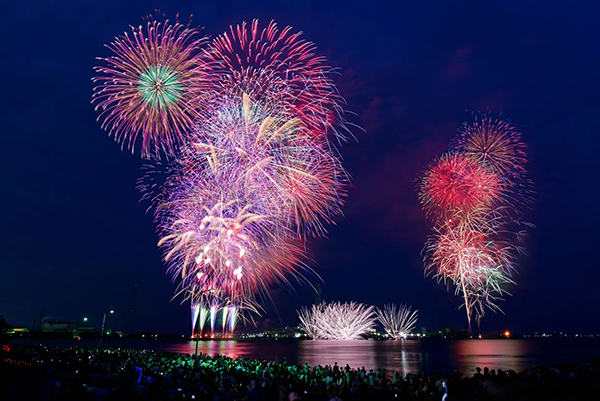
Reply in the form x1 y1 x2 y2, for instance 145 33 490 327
14 338 600 376
298 340 424 374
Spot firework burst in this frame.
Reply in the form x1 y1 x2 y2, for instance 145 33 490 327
452 116 527 178
181 94 347 237
423 213 522 331
206 20 344 139
375 304 419 339
419 152 503 221
418 115 532 332
95 15 353 324
156 183 309 310
152 96 338 310
92 13 210 158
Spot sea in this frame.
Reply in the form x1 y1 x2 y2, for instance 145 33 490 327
8 337 600 376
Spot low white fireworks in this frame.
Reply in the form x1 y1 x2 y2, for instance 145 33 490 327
298 304 322 339
375 303 419 339
298 301 376 340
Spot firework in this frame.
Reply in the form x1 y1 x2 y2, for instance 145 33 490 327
207 20 344 138
210 304 218 335
298 302 376 340
298 304 322 339
423 214 522 331
419 152 502 222
95 15 353 326
92 13 210 158
228 306 239 333
179 94 347 237
375 304 418 339
157 189 308 309
154 122 320 310
418 115 532 332
452 116 527 179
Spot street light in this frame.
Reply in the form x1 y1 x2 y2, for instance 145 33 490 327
83 317 88 322
99 309 114 347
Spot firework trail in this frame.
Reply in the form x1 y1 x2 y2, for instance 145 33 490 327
298 302 376 340
206 20 345 139
92 13 210 158
221 306 229 334
210 304 218 336
198 305 209 337
191 302 200 336
375 304 419 339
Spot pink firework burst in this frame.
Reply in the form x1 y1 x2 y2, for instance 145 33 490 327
206 20 344 139
155 170 310 310
180 94 347 237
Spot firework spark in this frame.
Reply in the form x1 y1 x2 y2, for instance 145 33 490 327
92 13 210 158
375 304 419 339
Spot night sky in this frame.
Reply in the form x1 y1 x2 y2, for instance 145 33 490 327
1 0 599 335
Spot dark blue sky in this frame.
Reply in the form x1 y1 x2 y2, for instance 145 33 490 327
1 0 599 335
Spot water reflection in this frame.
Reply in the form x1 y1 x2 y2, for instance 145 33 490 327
162 340 300 364
451 340 531 374
298 340 423 375
16 338 600 376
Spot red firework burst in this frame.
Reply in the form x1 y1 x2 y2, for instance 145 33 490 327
419 152 502 220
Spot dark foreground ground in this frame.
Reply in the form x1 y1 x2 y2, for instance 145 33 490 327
2 344 600 400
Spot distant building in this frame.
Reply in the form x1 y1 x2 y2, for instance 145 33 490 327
41 321 96 335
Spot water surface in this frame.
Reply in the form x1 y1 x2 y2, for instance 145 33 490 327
11 337 600 376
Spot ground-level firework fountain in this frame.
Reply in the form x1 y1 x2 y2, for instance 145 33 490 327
298 301 376 340
299 302 419 340
191 302 238 339
375 303 419 340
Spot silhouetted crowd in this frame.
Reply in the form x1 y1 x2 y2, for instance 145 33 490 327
2 343 600 400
